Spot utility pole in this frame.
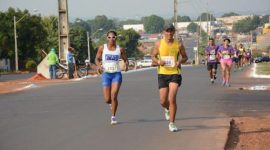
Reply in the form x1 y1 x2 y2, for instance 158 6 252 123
14 16 18 71
87 32 90 62
58 0 70 62
174 0 178 38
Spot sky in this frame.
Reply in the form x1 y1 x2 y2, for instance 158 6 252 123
1 0 270 21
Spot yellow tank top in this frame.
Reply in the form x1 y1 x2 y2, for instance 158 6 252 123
239 48 244 55
158 39 181 74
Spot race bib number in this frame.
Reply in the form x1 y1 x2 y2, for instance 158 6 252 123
223 54 230 59
209 55 216 61
103 62 119 73
161 56 175 67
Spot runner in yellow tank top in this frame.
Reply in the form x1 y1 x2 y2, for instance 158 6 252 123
152 24 188 132
158 38 180 74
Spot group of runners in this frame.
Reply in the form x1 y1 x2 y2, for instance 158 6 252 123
94 25 252 132
204 38 252 86
95 25 187 132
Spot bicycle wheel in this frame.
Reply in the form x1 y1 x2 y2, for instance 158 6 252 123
78 67 87 77
56 68 65 79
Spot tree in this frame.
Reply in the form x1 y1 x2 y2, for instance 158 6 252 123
69 25 89 63
260 15 270 25
187 22 199 33
232 16 261 33
0 8 47 70
222 12 239 17
88 15 116 38
41 16 58 54
142 15 165 34
172 15 191 22
197 13 216 21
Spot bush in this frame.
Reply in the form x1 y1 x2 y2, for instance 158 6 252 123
25 60 37 71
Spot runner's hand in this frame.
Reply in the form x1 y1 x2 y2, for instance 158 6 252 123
125 62 129 72
97 65 103 74
158 60 165 66
176 61 181 69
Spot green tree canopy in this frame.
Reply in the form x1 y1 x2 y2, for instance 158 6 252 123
232 16 261 33
197 13 216 21
142 15 165 34
187 22 199 33
222 12 240 17
88 15 115 38
172 15 191 22
0 7 47 70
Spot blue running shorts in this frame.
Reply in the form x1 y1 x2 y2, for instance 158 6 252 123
102 72 122 87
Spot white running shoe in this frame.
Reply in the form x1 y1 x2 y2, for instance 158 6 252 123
211 78 214 84
169 122 178 132
111 116 118 125
165 109 170 121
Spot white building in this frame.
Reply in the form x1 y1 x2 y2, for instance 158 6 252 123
123 24 144 32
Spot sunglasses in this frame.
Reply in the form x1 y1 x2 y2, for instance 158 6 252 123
107 36 116 39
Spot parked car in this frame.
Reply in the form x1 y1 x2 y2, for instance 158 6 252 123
254 56 270 63
137 59 152 68
128 57 136 66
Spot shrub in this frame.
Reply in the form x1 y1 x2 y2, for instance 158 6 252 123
25 59 37 71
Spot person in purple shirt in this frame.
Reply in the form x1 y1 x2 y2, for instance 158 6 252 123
244 49 252 65
218 38 234 87
232 44 240 71
205 38 219 84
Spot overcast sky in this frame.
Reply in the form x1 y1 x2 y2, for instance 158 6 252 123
1 0 269 20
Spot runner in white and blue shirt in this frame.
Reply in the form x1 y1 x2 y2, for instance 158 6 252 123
95 31 128 125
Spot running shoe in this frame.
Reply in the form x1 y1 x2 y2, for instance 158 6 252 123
211 78 214 84
169 122 178 132
213 74 217 80
225 83 230 87
165 109 170 121
111 116 118 125
222 80 226 87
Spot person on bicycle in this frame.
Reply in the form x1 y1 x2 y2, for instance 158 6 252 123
95 31 129 125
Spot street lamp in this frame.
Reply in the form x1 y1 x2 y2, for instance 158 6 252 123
87 28 103 62
14 9 38 71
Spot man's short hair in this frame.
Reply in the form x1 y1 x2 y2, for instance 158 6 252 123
68 47 75 51
163 24 175 32
223 38 231 43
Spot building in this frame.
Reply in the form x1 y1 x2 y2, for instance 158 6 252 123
123 24 144 33
0 59 11 71
216 15 252 30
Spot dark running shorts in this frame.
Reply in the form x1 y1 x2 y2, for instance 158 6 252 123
207 63 218 71
158 74 182 89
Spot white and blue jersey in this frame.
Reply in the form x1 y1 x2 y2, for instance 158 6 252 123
101 44 122 87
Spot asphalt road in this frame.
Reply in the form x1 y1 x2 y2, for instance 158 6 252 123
0 72 35 82
0 65 269 150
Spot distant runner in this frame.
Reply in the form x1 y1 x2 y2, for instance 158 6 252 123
218 38 234 87
204 38 219 84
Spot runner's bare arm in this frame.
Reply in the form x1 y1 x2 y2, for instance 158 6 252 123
151 42 165 66
120 48 129 71
95 45 103 70
176 42 188 67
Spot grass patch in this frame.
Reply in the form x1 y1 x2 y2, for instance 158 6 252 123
256 62 270 75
